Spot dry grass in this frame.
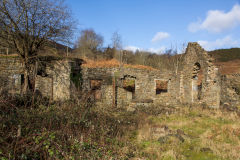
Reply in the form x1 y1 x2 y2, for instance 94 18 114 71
134 106 240 160
1 92 239 159
82 58 158 71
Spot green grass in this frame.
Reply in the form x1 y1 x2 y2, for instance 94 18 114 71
134 106 240 160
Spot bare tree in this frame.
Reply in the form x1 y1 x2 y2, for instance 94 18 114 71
76 29 103 59
111 31 122 50
134 50 149 66
164 43 186 74
169 43 186 75
0 0 74 94
111 31 123 65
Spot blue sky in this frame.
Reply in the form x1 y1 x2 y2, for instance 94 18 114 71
67 0 240 53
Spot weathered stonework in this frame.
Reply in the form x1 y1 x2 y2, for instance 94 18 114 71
0 57 24 94
0 56 81 101
178 43 221 108
81 67 176 107
35 59 72 101
81 43 239 108
220 74 240 107
0 42 239 108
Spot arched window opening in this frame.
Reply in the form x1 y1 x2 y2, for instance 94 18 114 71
192 62 203 102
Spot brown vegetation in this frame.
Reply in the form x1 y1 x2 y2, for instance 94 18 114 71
0 93 143 159
214 59 240 75
82 58 158 70
1 86 240 159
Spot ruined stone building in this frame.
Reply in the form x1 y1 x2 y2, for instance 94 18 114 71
0 43 239 108
0 56 83 101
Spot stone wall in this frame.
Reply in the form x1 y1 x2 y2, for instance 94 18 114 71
153 75 180 105
0 43 238 109
47 60 71 101
220 74 240 107
178 43 221 108
81 67 175 107
0 56 74 101
34 60 72 101
0 57 24 94
35 76 52 98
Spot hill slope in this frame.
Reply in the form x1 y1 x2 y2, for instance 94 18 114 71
209 48 240 75
209 48 240 62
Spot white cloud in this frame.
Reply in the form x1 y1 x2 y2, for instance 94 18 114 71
151 32 170 42
124 46 140 52
148 47 166 54
124 45 166 54
198 35 239 50
188 4 240 33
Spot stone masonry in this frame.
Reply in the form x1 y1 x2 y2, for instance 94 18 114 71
81 43 239 108
177 43 221 108
0 56 82 101
0 42 239 108
81 67 175 107
0 57 23 94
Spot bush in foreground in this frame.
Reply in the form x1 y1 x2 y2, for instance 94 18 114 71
0 94 142 159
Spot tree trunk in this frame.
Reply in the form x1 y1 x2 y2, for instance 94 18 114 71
22 69 29 95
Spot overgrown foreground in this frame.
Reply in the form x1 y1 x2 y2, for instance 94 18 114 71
0 96 240 160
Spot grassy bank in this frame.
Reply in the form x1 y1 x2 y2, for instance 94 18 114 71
133 106 240 160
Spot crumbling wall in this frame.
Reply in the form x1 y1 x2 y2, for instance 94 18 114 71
179 43 221 108
44 60 71 101
35 76 52 98
154 77 178 105
220 74 240 107
81 67 174 107
0 56 73 101
0 57 24 94
1 43 238 108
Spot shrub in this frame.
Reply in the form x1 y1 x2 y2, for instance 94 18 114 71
0 94 141 159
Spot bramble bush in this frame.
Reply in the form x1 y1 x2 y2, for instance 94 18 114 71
0 93 142 159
